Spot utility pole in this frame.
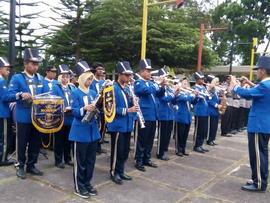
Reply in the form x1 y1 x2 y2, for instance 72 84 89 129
8 0 16 75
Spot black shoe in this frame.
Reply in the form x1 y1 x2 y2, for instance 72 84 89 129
26 166 43 176
221 134 232 137
111 173 122 185
241 184 266 193
96 149 107 155
74 190 90 199
207 141 215 146
65 161 74 166
201 147 209 152
176 152 183 157
86 186 98 196
16 168 26 179
157 154 170 161
119 173 132 180
55 163 65 169
183 152 189 156
194 147 205 153
0 160 14 166
212 141 218 145
144 160 158 168
246 180 254 186
231 130 238 134
135 163 146 172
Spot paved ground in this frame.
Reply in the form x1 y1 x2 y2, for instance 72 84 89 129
0 126 269 203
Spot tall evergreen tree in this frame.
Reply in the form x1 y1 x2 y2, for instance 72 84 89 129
0 3 9 56
43 0 100 67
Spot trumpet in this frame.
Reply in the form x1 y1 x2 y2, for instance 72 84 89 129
176 86 212 98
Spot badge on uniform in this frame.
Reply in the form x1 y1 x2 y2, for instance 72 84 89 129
103 86 116 123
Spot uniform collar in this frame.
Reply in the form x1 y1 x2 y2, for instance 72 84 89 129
195 84 203 88
261 77 270 82
23 71 35 78
45 77 53 82
61 84 68 88
94 77 101 82
79 87 89 94
139 77 149 82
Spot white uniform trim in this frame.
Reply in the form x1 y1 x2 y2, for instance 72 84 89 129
133 121 139 158
74 142 79 192
111 133 119 176
157 121 161 155
193 117 198 147
255 133 262 189
0 57 10 66
80 107 84 116
78 62 90 72
2 119 7 162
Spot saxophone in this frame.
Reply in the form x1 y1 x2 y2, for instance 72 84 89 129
81 80 113 123
218 89 228 115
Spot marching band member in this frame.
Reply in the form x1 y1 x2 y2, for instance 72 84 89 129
230 90 241 134
7 48 45 179
174 78 196 156
52 64 76 168
221 76 233 137
41 65 58 151
193 71 210 153
156 67 175 161
206 75 221 146
43 65 58 93
0 57 13 166
134 59 166 171
107 61 138 185
90 62 106 154
231 56 270 193
238 81 249 131
69 70 78 87
69 61 100 198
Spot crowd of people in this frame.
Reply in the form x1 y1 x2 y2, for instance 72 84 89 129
0 48 269 199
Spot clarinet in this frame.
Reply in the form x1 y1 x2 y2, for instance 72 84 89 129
130 83 145 129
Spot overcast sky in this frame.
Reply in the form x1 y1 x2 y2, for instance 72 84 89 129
0 0 268 63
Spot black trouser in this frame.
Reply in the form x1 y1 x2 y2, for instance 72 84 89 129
207 116 219 142
54 125 72 165
73 141 98 192
157 121 173 157
244 108 250 127
221 106 233 135
231 107 240 131
194 116 208 148
0 118 15 162
248 133 269 190
110 132 131 176
0 118 7 162
238 107 246 129
175 122 190 154
97 114 106 152
17 122 41 168
135 121 156 165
